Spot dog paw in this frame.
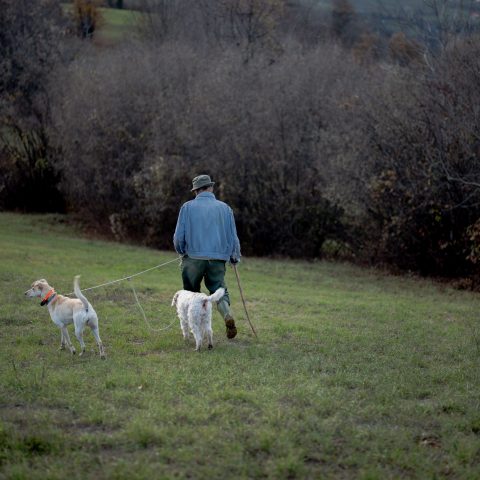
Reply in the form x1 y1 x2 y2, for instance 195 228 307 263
100 353 106 360
208 344 213 350
58 345 66 351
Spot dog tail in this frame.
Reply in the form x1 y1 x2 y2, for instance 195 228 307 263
74 275 89 311
207 288 225 303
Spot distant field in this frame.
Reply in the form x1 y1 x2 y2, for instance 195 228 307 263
61 4 141 42
60 1 480 45
1 212 479 478
97 6 141 41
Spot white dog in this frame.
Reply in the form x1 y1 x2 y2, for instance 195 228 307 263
171 288 225 351
25 276 106 359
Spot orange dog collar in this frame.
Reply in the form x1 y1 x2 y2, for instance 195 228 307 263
40 289 56 306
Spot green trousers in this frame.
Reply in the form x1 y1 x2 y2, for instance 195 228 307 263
181 256 232 320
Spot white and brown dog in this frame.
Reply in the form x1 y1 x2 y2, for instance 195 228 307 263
171 288 225 351
25 276 106 359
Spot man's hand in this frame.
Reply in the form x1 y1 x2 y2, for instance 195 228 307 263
230 257 239 265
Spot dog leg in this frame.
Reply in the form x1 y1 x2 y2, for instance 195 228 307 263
207 326 213 350
75 324 86 356
191 325 202 351
61 327 76 355
59 330 66 351
180 318 190 342
90 325 106 359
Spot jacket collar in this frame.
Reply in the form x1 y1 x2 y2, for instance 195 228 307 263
195 192 216 200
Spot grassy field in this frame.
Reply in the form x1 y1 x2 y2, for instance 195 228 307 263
0 212 479 479
61 4 141 42
96 7 140 42
59 2 480 46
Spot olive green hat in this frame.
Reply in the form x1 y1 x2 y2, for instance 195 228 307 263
191 174 215 192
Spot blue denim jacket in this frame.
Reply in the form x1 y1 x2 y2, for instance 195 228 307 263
173 192 241 262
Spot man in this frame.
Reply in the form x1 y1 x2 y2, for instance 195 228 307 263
173 174 241 339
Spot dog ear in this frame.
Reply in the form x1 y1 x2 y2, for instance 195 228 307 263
35 279 48 290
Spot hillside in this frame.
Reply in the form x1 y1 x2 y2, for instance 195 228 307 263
62 1 480 45
0 213 479 478
61 3 141 42
302 0 480 35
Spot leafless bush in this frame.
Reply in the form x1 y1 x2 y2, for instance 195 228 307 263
71 0 104 39
51 42 197 237
0 0 73 212
332 40 480 275
51 39 357 254
137 0 285 61
378 0 479 54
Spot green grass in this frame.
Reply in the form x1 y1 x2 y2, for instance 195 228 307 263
0 212 479 479
61 4 141 42
96 7 141 42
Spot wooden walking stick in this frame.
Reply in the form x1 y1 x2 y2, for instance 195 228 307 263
232 263 258 338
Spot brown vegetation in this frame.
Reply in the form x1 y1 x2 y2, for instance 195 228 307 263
72 0 104 39
1 0 480 281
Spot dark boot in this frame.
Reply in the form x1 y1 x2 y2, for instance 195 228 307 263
225 315 237 339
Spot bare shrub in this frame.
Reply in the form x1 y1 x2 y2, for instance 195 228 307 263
52 39 354 255
51 42 201 240
333 40 480 276
138 0 285 61
0 0 72 212
388 32 424 66
72 0 103 39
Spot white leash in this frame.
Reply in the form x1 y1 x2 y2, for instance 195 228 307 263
65 256 181 295
128 278 178 332
64 255 182 333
